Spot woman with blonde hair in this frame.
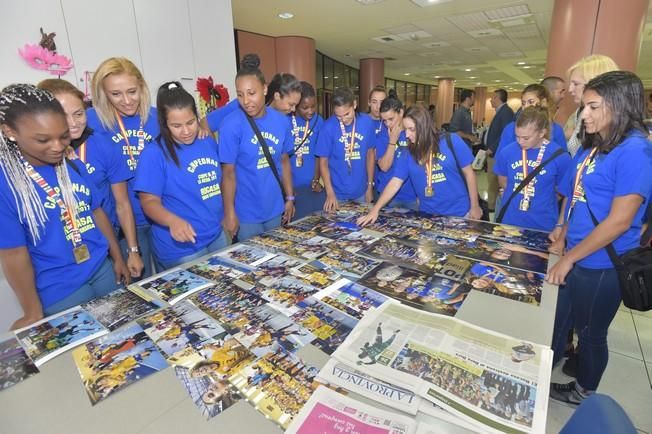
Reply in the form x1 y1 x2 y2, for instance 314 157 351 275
87 57 159 278
37 78 143 279
564 55 618 156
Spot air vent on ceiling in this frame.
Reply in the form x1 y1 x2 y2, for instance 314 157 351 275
468 28 503 38
384 57 397 61
372 35 404 43
422 41 450 48
464 47 490 53
498 51 524 58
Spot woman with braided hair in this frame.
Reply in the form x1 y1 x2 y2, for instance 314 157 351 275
0 84 129 329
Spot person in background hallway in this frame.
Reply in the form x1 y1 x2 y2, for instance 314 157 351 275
564 55 619 157
485 89 515 212
541 76 566 115
367 85 387 137
548 71 652 405
449 89 476 148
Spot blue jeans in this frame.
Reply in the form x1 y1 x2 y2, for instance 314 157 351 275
294 185 326 220
237 215 282 242
43 258 119 316
551 265 621 391
155 231 229 272
119 224 154 280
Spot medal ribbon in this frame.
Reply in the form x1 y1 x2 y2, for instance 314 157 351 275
115 111 144 164
566 147 598 222
425 150 434 193
21 159 83 246
520 143 547 201
292 115 310 159
339 118 356 171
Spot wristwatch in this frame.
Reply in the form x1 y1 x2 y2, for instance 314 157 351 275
126 246 140 255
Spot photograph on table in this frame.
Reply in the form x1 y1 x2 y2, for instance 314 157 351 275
189 285 268 335
216 244 277 267
229 348 320 429
432 255 472 281
249 276 320 316
14 307 107 367
358 237 448 273
446 237 549 274
71 324 168 405
174 365 243 419
0 338 39 391
316 248 381 278
238 254 304 287
311 220 361 239
431 216 551 252
329 228 384 253
289 261 341 290
81 287 165 331
313 279 389 320
287 215 329 232
461 261 545 306
135 268 214 305
137 301 227 360
269 226 319 242
185 255 252 283
246 232 330 260
357 263 435 305
232 303 316 357
291 296 359 355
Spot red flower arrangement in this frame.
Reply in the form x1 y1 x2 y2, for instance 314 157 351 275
196 76 229 114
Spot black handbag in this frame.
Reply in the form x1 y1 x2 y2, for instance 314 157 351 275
586 197 652 311
446 134 490 221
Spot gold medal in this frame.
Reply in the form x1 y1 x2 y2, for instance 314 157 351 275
73 244 91 264
425 186 434 197
519 198 530 211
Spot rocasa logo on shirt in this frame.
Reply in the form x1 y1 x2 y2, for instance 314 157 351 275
111 130 153 144
40 183 96 239
427 153 449 184
186 158 222 201
256 146 276 169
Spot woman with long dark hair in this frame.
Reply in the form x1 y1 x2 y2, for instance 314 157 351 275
358 105 483 225
134 82 226 271
547 71 652 404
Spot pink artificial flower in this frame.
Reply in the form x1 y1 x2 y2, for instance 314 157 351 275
18 44 73 76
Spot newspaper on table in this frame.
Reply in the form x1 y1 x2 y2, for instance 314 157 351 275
332 303 552 434
286 385 417 434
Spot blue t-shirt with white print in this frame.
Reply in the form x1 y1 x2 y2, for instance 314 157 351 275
206 99 240 132
218 106 294 223
499 121 567 152
0 163 108 308
393 133 473 217
86 106 159 226
134 136 224 265
375 128 416 202
315 113 376 200
560 132 652 268
288 113 323 188
494 140 571 231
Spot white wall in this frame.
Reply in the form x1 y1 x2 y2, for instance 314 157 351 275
0 0 237 331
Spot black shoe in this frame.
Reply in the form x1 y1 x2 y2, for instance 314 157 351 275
549 381 586 406
562 353 578 378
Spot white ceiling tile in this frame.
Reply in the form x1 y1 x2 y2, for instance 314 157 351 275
484 4 531 20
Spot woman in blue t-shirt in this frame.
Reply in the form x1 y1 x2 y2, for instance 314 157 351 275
134 82 227 271
316 87 376 212
88 57 159 279
218 54 295 242
288 81 325 219
38 78 143 279
497 84 567 152
0 85 129 329
494 106 571 231
547 71 652 405
375 90 417 209
358 105 483 225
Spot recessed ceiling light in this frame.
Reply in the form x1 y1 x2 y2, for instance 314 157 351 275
404 73 411 76
464 68 472 72
517 61 526 65
278 12 294 19
468 76 476 79
334 76 339 79
434 75 440 78
324 76 329 79
476 82 482 85
494 79 502 82
344 54 352 57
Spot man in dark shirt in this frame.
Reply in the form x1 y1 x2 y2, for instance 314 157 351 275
485 89 514 211
449 89 476 147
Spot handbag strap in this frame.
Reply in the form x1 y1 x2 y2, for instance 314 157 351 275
241 107 287 200
584 194 623 268
496 148 565 223
290 119 317 156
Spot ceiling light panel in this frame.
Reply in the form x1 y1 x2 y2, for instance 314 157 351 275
484 4 531 21
410 0 453 7
446 12 492 32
